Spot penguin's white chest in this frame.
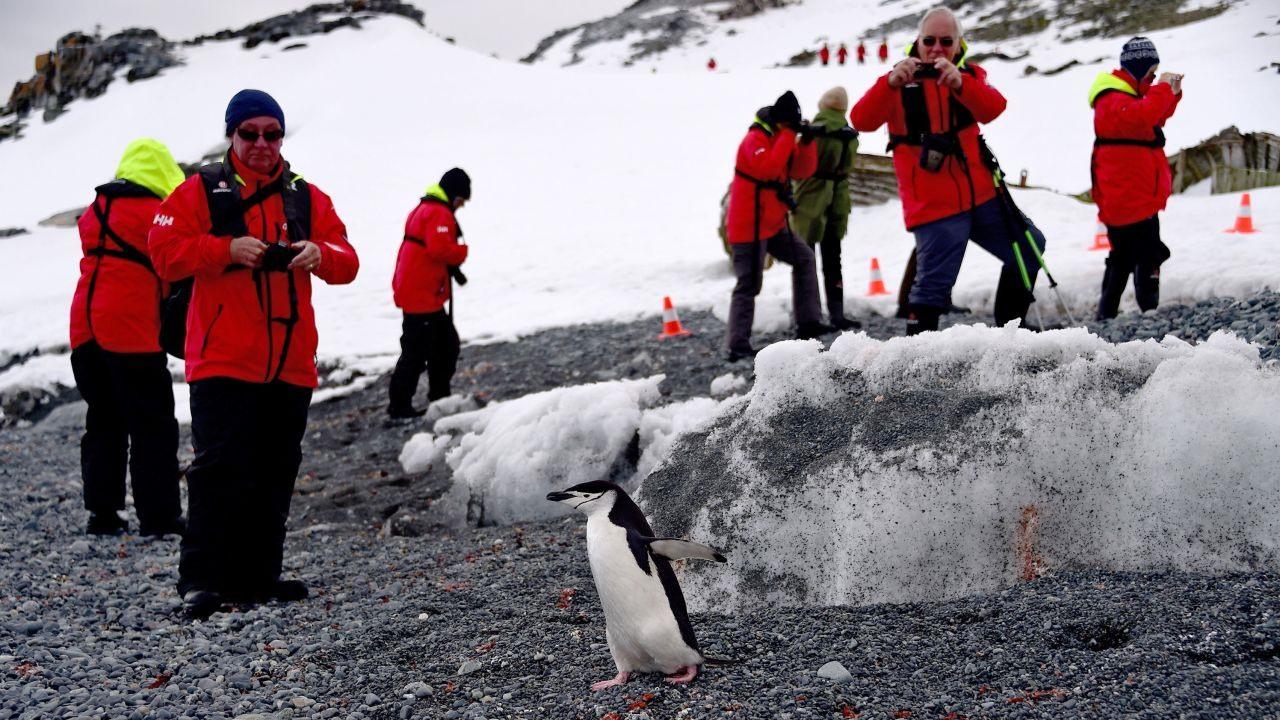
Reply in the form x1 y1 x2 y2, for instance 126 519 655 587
585 517 701 673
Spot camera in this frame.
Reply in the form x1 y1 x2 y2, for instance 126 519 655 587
447 265 468 286
913 62 941 80
919 133 956 173
261 242 301 272
797 121 825 141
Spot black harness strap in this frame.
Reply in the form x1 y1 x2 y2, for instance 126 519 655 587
83 180 165 339
401 196 464 318
887 67 978 151
193 159 312 381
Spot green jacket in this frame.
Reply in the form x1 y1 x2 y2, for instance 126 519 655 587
792 108 858 222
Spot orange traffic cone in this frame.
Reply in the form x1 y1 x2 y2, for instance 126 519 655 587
1089 218 1110 251
866 258 890 296
1225 193 1257 234
657 296 692 339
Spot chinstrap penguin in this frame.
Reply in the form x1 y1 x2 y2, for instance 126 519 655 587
546 480 727 691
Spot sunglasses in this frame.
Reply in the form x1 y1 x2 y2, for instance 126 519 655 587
921 36 955 47
235 127 285 142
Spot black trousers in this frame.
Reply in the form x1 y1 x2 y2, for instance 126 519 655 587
808 210 848 323
1097 215 1170 320
388 310 460 410
69 342 180 530
178 378 311 596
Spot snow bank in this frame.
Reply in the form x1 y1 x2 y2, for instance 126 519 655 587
406 376 727 526
639 325 1280 610
709 372 748 397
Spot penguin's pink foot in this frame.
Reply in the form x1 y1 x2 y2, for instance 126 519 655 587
591 671 630 691
664 665 699 684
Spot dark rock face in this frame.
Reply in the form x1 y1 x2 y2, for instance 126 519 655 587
519 0 737 66
1 1 424 142
183 0 423 50
2 28 179 135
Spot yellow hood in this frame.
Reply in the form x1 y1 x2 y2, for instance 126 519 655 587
115 138 185 199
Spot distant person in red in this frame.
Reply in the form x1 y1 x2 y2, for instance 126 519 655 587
837 43 849 66
708 57 717 71
878 39 889 63
819 43 831 66
857 41 867 64
70 138 186 537
1089 37 1182 319
389 168 472 418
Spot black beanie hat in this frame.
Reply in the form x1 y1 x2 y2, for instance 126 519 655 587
1119 37 1159 82
224 89 285 137
440 168 471 201
772 90 801 126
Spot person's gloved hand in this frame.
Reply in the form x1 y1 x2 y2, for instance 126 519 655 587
797 121 825 143
771 90 801 128
829 126 859 142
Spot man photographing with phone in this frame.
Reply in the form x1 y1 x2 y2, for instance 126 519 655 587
850 6 1048 335
1089 37 1183 320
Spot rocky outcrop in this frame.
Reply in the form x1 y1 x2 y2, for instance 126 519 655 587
2 1 423 143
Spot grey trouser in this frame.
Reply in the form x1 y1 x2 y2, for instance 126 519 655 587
727 229 822 353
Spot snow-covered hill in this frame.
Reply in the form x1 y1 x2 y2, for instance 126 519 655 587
0 0 1277 402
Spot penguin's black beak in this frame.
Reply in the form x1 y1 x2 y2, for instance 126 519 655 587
546 491 572 502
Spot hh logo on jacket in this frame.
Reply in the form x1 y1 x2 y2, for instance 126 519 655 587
153 214 174 227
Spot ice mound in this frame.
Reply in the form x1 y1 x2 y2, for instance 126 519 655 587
638 325 1280 611
408 375 724 526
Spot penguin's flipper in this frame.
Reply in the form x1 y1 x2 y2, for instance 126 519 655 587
645 538 727 563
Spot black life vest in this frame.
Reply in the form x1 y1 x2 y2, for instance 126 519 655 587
83 179 161 340
734 120 798 242
1092 90 1166 148
159 158 312 377
887 65 978 151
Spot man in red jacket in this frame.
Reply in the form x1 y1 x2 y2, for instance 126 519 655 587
724 90 827 361
857 41 867 65
877 39 889 63
149 89 360 618
1089 37 1182 319
388 168 471 418
819 43 831 67
837 43 849 66
70 138 186 537
851 8 1047 334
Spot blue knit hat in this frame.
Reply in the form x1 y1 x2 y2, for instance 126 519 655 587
1119 37 1159 83
224 89 285 137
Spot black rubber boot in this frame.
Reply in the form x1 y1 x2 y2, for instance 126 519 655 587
993 266 1034 327
182 590 223 620
87 512 128 536
1133 263 1161 312
796 322 836 340
905 304 942 335
1095 256 1131 321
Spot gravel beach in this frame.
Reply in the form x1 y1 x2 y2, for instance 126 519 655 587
3 292 1279 719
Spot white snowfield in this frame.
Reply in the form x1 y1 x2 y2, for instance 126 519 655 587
654 327 1280 609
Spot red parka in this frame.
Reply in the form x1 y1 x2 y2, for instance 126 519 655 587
850 60 1007 230
392 186 468 314
148 153 359 388
725 121 818 243
71 185 166 353
1089 70 1180 227
819 45 831 64
837 46 849 64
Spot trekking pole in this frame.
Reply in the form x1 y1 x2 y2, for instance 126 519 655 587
981 139 1078 326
